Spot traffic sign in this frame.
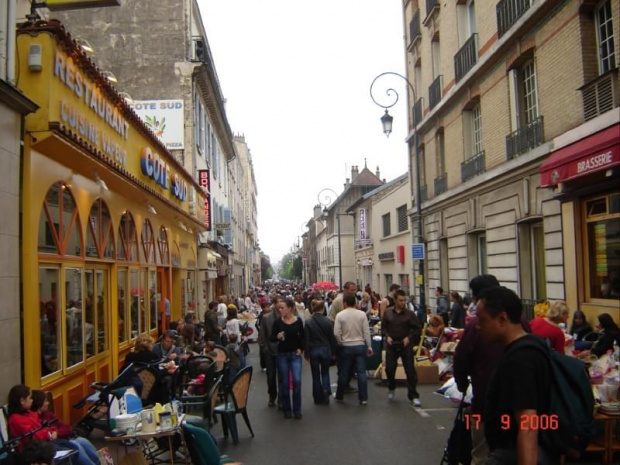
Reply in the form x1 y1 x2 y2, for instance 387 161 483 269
411 243 425 260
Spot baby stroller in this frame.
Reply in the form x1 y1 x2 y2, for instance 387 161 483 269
72 361 162 437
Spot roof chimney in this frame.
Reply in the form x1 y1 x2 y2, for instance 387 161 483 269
375 166 381 179
352 165 359 180
345 178 350 189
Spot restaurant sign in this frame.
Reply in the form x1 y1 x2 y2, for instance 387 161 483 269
130 100 185 150
198 169 212 231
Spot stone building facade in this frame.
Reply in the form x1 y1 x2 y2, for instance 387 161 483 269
402 0 619 318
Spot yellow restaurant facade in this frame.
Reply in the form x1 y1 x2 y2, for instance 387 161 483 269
16 20 207 422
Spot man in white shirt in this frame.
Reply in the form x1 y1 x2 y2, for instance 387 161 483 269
334 293 373 405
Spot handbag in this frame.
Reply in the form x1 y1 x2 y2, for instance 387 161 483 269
445 400 472 465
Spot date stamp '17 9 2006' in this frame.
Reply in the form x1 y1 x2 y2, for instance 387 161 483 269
464 414 560 431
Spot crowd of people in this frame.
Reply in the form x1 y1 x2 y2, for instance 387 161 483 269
9 278 620 465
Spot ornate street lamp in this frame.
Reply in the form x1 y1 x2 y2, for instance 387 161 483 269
369 72 426 312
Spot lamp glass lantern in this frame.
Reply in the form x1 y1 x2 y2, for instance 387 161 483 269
381 110 393 137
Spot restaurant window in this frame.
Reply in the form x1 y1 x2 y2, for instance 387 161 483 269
585 193 620 300
596 0 616 74
40 267 62 377
85 269 108 357
140 269 147 334
157 226 170 266
38 182 82 257
141 219 156 264
130 270 140 338
118 212 139 262
65 268 84 368
86 199 114 259
149 270 157 331
118 268 128 343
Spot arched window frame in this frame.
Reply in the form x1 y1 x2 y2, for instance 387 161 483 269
86 198 115 259
118 211 139 262
38 182 83 257
157 226 170 266
141 219 156 264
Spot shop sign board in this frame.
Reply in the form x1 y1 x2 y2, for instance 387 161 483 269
198 169 212 231
130 100 185 150
359 208 367 239
378 252 395 261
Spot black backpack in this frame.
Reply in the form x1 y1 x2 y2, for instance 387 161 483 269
504 336 595 458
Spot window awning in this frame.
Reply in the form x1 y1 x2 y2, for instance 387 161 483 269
540 124 620 187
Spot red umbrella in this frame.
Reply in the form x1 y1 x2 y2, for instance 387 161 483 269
311 281 338 291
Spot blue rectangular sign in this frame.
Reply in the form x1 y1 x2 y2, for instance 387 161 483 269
411 243 425 260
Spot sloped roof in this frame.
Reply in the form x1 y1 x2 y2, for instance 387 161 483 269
350 167 383 187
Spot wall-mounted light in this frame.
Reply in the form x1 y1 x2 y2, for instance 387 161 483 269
118 92 133 103
147 203 157 215
101 70 118 83
93 171 109 191
28 44 43 72
75 38 94 54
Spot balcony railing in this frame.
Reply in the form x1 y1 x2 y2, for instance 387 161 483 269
461 150 485 182
425 0 439 22
409 11 422 48
434 173 447 196
506 116 544 160
580 68 618 121
412 98 423 127
429 75 443 110
454 34 478 83
496 0 531 38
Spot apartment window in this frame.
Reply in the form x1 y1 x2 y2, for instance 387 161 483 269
596 0 616 73
518 222 547 300
399 274 410 294
419 146 427 187
472 105 483 155
432 40 441 79
435 130 445 173
439 238 449 290
382 213 391 237
414 65 423 100
521 60 539 125
385 274 393 292
397 205 408 233
584 193 620 300
457 0 477 45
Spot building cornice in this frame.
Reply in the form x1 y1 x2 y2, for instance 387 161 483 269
0 79 39 114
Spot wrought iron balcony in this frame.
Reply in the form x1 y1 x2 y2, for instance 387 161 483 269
461 150 485 182
580 68 618 121
506 116 544 160
496 0 531 38
429 75 443 110
412 98 424 127
434 173 447 196
408 11 422 48
454 34 478 83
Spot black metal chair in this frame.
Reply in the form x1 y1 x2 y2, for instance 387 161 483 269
213 366 254 445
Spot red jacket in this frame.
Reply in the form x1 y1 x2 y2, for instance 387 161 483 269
8 411 52 450
39 410 73 438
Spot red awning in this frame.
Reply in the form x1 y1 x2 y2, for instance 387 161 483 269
540 123 620 187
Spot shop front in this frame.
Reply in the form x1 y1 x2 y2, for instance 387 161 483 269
17 21 207 422
540 121 619 322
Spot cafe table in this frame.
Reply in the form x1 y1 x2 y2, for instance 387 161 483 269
105 414 189 465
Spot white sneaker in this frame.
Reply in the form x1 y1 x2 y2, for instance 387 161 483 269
412 398 422 408
387 390 395 401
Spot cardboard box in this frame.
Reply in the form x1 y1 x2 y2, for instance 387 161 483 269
379 350 440 384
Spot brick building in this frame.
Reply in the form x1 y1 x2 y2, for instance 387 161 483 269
402 0 619 319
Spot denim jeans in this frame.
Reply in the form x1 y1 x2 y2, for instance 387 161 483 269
336 345 368 402
276 352 302 415
263 351 278 401
72 437 100 464
308 346 331 402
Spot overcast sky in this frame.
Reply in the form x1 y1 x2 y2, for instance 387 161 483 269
198 0 410 265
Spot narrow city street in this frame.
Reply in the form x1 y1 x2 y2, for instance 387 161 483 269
214 346 459 464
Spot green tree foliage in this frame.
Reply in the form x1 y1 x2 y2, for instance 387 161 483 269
279 253 302 281
261 253 274 280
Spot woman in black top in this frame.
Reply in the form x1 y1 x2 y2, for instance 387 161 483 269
569 310 594 350
591 313 620 357
304 300 338 405
271 298 305 419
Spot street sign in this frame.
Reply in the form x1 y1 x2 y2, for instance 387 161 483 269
411 243 425 260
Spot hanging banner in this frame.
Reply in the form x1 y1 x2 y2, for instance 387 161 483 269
359 208 367 239
198 170 211 231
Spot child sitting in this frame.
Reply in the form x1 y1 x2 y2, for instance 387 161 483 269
226 333 243 380
185 361 211 396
